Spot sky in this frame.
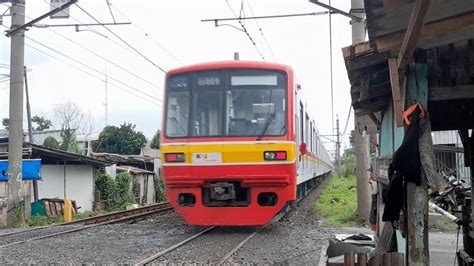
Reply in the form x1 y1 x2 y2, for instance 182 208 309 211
0 0 356 156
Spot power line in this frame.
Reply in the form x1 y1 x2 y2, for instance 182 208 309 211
244 0 276 62
225 0 265 61
107 1 185 66
42 25 163 91
40 0 140 57
26 35 162 103
25 43 161 107
74 3 167 73
342 105 352 137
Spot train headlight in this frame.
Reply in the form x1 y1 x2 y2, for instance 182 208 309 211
165 153 185 162
264 151 287 161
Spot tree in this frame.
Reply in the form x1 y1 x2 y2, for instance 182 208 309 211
1 118 9 129
150 129 161 149
43 136 60 149
93 123 147 155
32 115 52 131
53 101 85 153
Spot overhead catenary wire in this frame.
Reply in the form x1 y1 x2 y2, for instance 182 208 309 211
225 0 265 61
21 10 163 92
107 1 185 66
244 0 276 62
41 25 163 91
26 36 160 101
342 105 352 137
25 35 162 103
74 3 167 73
25 43 161 107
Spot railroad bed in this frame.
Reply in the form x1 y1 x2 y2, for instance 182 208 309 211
0 202 172 248
0 176 335 264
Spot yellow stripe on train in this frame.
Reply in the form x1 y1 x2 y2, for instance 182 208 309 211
161 142 296 164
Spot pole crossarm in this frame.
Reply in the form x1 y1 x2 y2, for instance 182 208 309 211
6 0 78 37
201 11 329 23
309 0 365 22
32 22 131 28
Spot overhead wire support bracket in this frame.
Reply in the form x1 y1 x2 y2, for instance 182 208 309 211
32 22 131 28
5 0 78 37
308 0 365 22
201 11 329 23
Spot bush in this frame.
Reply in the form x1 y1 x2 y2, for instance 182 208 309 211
114 172 135 209
43 136 60 150
155 177 166 203
340 152 356 178
95 172 134 211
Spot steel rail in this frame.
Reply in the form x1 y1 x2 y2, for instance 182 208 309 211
134 226 218 266
0 203 172 246
217 209 288 264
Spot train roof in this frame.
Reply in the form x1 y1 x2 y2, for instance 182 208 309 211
166 61 293 76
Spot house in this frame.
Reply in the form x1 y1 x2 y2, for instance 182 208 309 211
341 0 473 262
0 140 111 212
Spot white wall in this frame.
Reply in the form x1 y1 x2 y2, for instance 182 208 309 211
38 164 94 212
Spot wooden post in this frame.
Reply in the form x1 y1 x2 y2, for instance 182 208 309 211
405 53 429 265
344 252 355 266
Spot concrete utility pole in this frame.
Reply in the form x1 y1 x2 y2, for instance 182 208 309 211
351 0 371 221
7 0 26 227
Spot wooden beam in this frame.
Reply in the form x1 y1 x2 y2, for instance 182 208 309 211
367 0 474 39
374 12 474 52
359 74 370 101
368 113 381 128
388 58 404 127
429 85 474 101
398 0 431 70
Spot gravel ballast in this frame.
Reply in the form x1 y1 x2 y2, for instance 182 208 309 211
0 175 369 264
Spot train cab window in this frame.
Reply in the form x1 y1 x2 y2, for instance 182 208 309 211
191 72 223 137
226 70 287 137
166 74 190 137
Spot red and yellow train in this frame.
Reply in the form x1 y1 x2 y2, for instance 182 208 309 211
161 61 332 226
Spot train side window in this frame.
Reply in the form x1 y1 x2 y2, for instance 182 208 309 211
300 103 304 142
305 113 309 145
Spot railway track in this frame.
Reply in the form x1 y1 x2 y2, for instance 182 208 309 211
0 202 172 248
135 210 285 265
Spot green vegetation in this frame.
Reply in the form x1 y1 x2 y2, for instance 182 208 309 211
93 123 147 155
340 152 356 178
155 177 166 203
316 175 363 227
28 211 105 227
43 136 60 149
95 172 135 211
151 129 161 149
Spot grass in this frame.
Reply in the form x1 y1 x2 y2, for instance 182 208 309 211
315 174 364 227
28 211 104 227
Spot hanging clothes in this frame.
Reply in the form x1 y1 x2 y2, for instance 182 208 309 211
382 106 422 223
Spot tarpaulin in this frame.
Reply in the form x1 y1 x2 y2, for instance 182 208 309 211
0 159 42 181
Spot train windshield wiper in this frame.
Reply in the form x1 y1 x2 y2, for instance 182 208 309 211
257 112 275 141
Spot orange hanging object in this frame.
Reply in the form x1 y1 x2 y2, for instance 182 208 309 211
403 103 425 126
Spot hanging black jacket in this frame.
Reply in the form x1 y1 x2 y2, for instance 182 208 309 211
382 108 422 223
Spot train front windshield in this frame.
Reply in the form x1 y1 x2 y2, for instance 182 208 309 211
165 69 287 138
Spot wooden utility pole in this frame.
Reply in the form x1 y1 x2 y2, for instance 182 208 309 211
7 0 26 227
351 0 371 221
405 55 430 266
